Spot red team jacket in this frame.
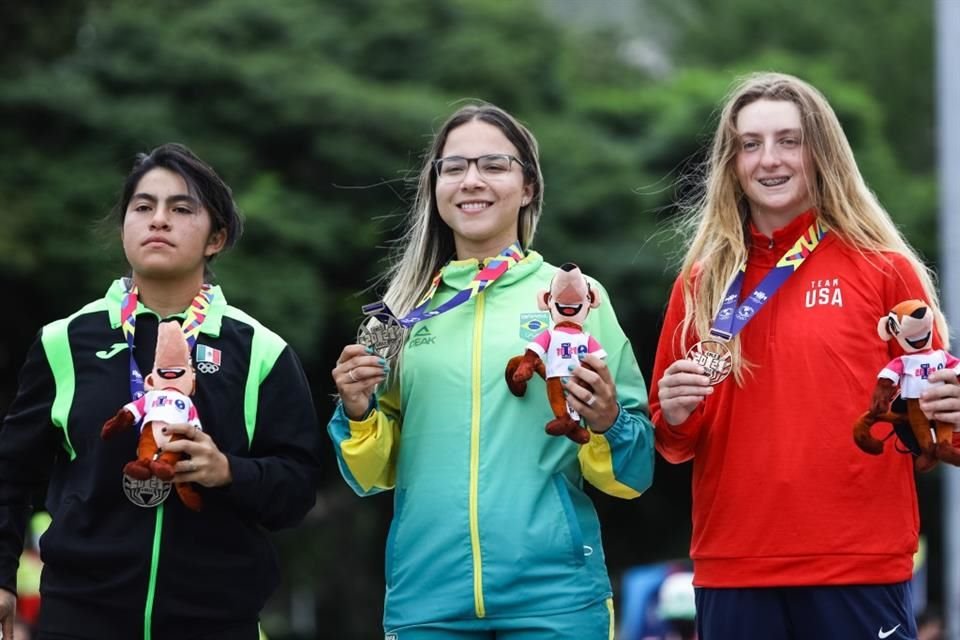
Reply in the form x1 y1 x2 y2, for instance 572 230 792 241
650 210 959 588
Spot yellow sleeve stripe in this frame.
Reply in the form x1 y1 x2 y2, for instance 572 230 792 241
339 409 399 492
578 432 642 499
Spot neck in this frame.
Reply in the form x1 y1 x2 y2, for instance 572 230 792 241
454 236 519 262
133 273 205 318
750 208 808 238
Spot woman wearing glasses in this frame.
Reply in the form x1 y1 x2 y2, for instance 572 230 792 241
328 103 655 639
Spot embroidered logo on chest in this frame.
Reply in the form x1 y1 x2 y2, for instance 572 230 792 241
195 344 222 374
407 326 436 348
805 278 844 308
519 312 550 341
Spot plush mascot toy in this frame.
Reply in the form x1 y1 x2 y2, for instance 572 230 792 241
102 321 203 510
853 299 960 471
505 263 606 444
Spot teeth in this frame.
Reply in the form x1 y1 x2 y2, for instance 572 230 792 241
459 202 490 211
556 303 583 316
759 177 789 187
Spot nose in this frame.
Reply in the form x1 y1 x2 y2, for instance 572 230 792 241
460 161 485 188
150 205 172 229
760 142 782 168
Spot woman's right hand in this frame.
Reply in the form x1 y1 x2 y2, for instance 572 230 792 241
658 358 713 426
0 588 15 640
332 344 390 420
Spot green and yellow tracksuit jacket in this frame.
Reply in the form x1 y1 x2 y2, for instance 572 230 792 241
328 252 655 630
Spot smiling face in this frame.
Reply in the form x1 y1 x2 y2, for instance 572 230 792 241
882 300 935 353
734 99 816 232
144 321 195 394
538 263 600 326
121 168 226 283
434 119 533 260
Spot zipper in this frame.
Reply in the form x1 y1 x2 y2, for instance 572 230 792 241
143 503 164 640
469 293 486 618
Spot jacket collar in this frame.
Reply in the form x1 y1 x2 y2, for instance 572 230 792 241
104 278 227 337
748 208 817 249
747 208 820 266
439 250 543 291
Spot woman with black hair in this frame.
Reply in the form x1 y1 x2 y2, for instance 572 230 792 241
0 143 321 640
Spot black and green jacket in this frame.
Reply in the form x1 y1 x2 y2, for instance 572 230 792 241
0 279 321 640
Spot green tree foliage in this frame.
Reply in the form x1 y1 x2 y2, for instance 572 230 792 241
0 1 936 637
643 0 938 260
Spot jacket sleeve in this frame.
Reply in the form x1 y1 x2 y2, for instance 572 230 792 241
650 275 707 464
327 382 402 496
220 346 322 530
0 335 61 594
577 284 655 499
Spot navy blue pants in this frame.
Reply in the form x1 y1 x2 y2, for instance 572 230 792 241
695 581 917 640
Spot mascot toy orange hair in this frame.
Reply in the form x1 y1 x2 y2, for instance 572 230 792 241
505 263 606 444
101 321 203 510
853 299 960 471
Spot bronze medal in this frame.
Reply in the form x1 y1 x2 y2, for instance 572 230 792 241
686 339 733 385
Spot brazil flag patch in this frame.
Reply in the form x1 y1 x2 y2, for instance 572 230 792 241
519 312 550 341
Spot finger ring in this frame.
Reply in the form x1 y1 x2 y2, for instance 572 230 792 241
188 460 195 472
586 394 596 407
348 368 359 382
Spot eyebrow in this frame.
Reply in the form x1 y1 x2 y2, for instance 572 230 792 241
738 128 803 137
130 193 200 206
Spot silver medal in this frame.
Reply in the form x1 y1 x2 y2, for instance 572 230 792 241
357 314 407 360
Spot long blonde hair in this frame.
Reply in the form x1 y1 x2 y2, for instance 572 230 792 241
676 72 944 380
380 102 545 321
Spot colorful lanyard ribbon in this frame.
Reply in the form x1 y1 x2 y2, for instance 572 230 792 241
362 243 525 327
710 219 828 341
120 282 215 399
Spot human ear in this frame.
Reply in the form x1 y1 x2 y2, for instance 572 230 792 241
521 183 534 207
204 229 227 258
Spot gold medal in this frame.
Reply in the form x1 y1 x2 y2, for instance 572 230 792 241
685 340 733 385
123 474 171 507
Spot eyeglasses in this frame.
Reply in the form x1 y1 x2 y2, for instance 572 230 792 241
433 154 525 182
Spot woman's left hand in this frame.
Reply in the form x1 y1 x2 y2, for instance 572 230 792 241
162 423 233 487
564 354 619 433
920 369 960 427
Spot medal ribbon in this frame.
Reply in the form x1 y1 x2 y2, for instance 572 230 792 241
362 243 525 327
710 219 828 341
120 282 214 399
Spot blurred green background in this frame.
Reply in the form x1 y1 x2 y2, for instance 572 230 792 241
0 0 943 637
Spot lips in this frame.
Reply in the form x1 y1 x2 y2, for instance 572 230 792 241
457 201 492 212
758 177 789 187
142 236 174 247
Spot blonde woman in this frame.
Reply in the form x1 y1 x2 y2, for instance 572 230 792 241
649 72 945 639
328 103 655 639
